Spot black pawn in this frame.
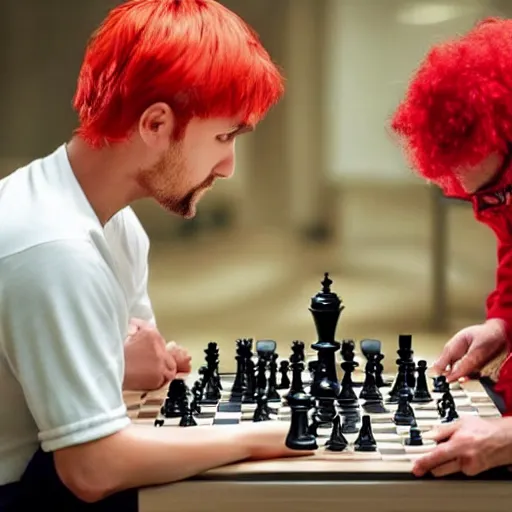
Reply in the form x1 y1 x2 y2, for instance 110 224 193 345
179 406 197 427
354 415 377 452
405 425 423 446
253 393 271 422
325 415 348 452
441 402 459 423
360 356 383 402
285 392 318 451
393 388 416 426
413 360 432 402
433 375 449 393
278 360 290 389
266 353 281 401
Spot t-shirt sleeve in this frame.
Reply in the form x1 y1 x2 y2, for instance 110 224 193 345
0 239 131 452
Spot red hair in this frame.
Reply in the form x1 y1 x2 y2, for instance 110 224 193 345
73 0 284 147
390 17 512 187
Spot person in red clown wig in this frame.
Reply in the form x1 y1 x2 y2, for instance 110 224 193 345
0 1 311 509
391 17 512 478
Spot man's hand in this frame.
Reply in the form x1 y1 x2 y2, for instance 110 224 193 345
432 319 508 382
166 340 192 375
412 416 512 477
123 318 190 391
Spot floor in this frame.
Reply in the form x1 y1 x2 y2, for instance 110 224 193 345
144 184 498 375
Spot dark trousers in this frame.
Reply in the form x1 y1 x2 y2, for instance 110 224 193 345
0 448 138 511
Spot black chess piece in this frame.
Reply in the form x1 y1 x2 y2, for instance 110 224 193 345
179 402 197 427
154 419 164 427
232 338 253 397
253 392 272 422
287 344 306 399
291 340 306 362
242 357 257 404
360 355 383 402
278 360 291 389
338 359 359 406
388 362 412 404
190 382 202 415
442 402 459 423
405 425 423 446
413 360 432 402
341 339 356 362
354 415 377 452
375 353 387 387
161 379 188 418
325 415 349 452
393 388 416 426
433 375 450 393
310 361 336 399
202 342 222 404
309 273 342 397
308 412 320 437
256 354 268 393
360 339 387 388
391 334 416 391
313 399 337 426
266 353 281 402
308 360 319 387
339 409 360 434
232 341 246 396
437 390 458 423
285 392 318 450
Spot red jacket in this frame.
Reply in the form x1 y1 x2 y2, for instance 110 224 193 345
439 156 512 413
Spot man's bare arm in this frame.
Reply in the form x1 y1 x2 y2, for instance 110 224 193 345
54 421 299 503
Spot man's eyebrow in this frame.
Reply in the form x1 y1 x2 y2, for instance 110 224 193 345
232 123 254 135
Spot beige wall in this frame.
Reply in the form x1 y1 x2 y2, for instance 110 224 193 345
1 0 509 240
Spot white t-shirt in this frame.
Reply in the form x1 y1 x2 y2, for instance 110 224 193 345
0 144 155 485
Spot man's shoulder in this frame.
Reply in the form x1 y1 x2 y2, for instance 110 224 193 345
0 147 103 261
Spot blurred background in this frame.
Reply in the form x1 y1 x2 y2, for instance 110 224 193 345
0 0 507 372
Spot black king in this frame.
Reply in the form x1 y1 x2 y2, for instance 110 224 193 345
309 273 343 401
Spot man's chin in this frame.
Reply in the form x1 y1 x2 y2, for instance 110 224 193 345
181 206 197 219
155 199 197 219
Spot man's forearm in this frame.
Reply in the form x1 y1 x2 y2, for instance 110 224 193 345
55 424 252 502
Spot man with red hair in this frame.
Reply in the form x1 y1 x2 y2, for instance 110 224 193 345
0 1 309 509
391 17 512 478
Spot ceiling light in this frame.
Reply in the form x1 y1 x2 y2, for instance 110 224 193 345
396 2 482 26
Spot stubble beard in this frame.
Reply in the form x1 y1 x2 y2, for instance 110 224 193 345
137 142 213 219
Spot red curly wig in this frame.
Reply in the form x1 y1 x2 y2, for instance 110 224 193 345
391 17 512 191
73 0 284 147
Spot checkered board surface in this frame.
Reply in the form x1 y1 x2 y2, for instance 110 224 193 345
127 371 502 465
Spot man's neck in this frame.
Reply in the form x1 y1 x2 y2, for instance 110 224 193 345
65 136 147 225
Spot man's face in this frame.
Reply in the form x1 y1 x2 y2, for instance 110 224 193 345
453 152 504 194
137 117 251 218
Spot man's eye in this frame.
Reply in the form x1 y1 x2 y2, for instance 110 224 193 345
217 133 235 143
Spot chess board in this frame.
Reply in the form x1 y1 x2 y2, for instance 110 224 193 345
126 366 506 480
127 274 510 482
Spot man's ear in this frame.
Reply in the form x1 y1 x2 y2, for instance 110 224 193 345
138 102 175 149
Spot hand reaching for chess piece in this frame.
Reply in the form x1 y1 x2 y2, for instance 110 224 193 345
431 319 507 383
412 416 512 477
123 318 190 390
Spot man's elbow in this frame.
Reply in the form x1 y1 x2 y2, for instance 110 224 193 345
53 434 124 503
